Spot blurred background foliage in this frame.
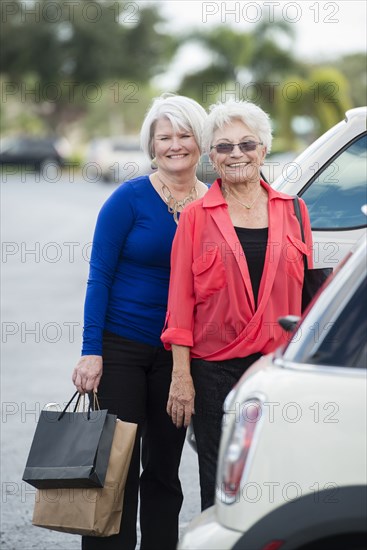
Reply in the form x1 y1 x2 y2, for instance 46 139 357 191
0 0 366 155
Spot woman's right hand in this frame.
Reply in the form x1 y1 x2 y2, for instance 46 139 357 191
72 355 103 394
166 345 195 428
167 371 195 429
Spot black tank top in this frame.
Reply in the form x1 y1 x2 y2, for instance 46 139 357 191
234 226 268 308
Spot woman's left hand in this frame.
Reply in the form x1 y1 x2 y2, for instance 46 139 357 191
167 371 195 429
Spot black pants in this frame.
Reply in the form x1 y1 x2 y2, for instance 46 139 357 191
82 331 186 550
191 354 261 511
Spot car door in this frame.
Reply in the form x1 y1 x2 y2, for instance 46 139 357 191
273 109 367 269
299 133 367 268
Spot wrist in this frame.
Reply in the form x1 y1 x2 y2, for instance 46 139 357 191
172 364 191 376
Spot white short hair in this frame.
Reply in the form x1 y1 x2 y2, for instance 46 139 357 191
140 93 207 159
203 99 273 154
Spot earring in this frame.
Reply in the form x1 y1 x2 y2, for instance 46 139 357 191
151 157 157 169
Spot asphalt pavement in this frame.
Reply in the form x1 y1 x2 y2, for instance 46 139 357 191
0 172 200 549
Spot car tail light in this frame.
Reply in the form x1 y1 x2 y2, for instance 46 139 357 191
220 399 262 504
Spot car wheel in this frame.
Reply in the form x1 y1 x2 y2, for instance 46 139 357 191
297 534 367 550
102 172 114 183
40 159 61 180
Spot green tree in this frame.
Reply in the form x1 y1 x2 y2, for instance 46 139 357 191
178 20 298 110
276 68 352 150
249 19 297 82
333 53 367 108
0 0 177 133
175 20 357 149
178 27 253 104
0 0 176 84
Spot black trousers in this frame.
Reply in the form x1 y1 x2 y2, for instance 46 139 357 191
191 354 262 511
82 331 186 550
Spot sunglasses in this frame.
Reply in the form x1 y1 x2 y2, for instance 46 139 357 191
210 141 263 154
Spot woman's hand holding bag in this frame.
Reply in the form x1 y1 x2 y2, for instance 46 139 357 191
72 355 103 394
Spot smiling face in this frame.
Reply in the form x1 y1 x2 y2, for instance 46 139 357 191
152 117 201 177
210 119 267 186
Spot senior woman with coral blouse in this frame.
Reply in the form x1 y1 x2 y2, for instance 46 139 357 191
161 99 313 511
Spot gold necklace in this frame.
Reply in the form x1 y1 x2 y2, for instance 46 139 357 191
157 174 198 224
225 185 262 210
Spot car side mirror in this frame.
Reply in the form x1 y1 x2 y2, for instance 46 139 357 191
278 315 301 332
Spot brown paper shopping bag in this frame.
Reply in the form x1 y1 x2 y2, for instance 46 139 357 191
32 419 137 537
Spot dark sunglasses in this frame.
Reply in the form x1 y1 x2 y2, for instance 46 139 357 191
210 140 263 154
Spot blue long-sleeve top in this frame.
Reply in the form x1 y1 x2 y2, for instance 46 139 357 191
81 176 178 355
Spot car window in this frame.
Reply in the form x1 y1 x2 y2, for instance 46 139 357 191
113 143 140 152
300 133 367 230
7 139 54 155
27 141 55 155
307 276 367 368
7 140 28 154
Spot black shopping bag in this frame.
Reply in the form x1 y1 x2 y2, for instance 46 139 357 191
22 392 116 489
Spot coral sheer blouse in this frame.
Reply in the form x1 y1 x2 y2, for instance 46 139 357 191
161 179 313 361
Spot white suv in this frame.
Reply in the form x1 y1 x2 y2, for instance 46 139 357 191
179 234 367 550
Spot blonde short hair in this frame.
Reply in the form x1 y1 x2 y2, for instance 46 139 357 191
140 94 207 159
203 99 272 154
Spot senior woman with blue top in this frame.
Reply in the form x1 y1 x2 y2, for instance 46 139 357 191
72 94 208 550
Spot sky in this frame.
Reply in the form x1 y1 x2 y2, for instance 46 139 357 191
144 0 367 89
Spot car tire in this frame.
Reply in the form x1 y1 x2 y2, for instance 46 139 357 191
101 170 114 183
40 159 61 181
296 534 367 550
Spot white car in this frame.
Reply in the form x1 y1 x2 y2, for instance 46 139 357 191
271 106 367 268
84 136 153 183
179 234 367 550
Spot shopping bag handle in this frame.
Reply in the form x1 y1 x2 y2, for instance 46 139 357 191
58 391 99 421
